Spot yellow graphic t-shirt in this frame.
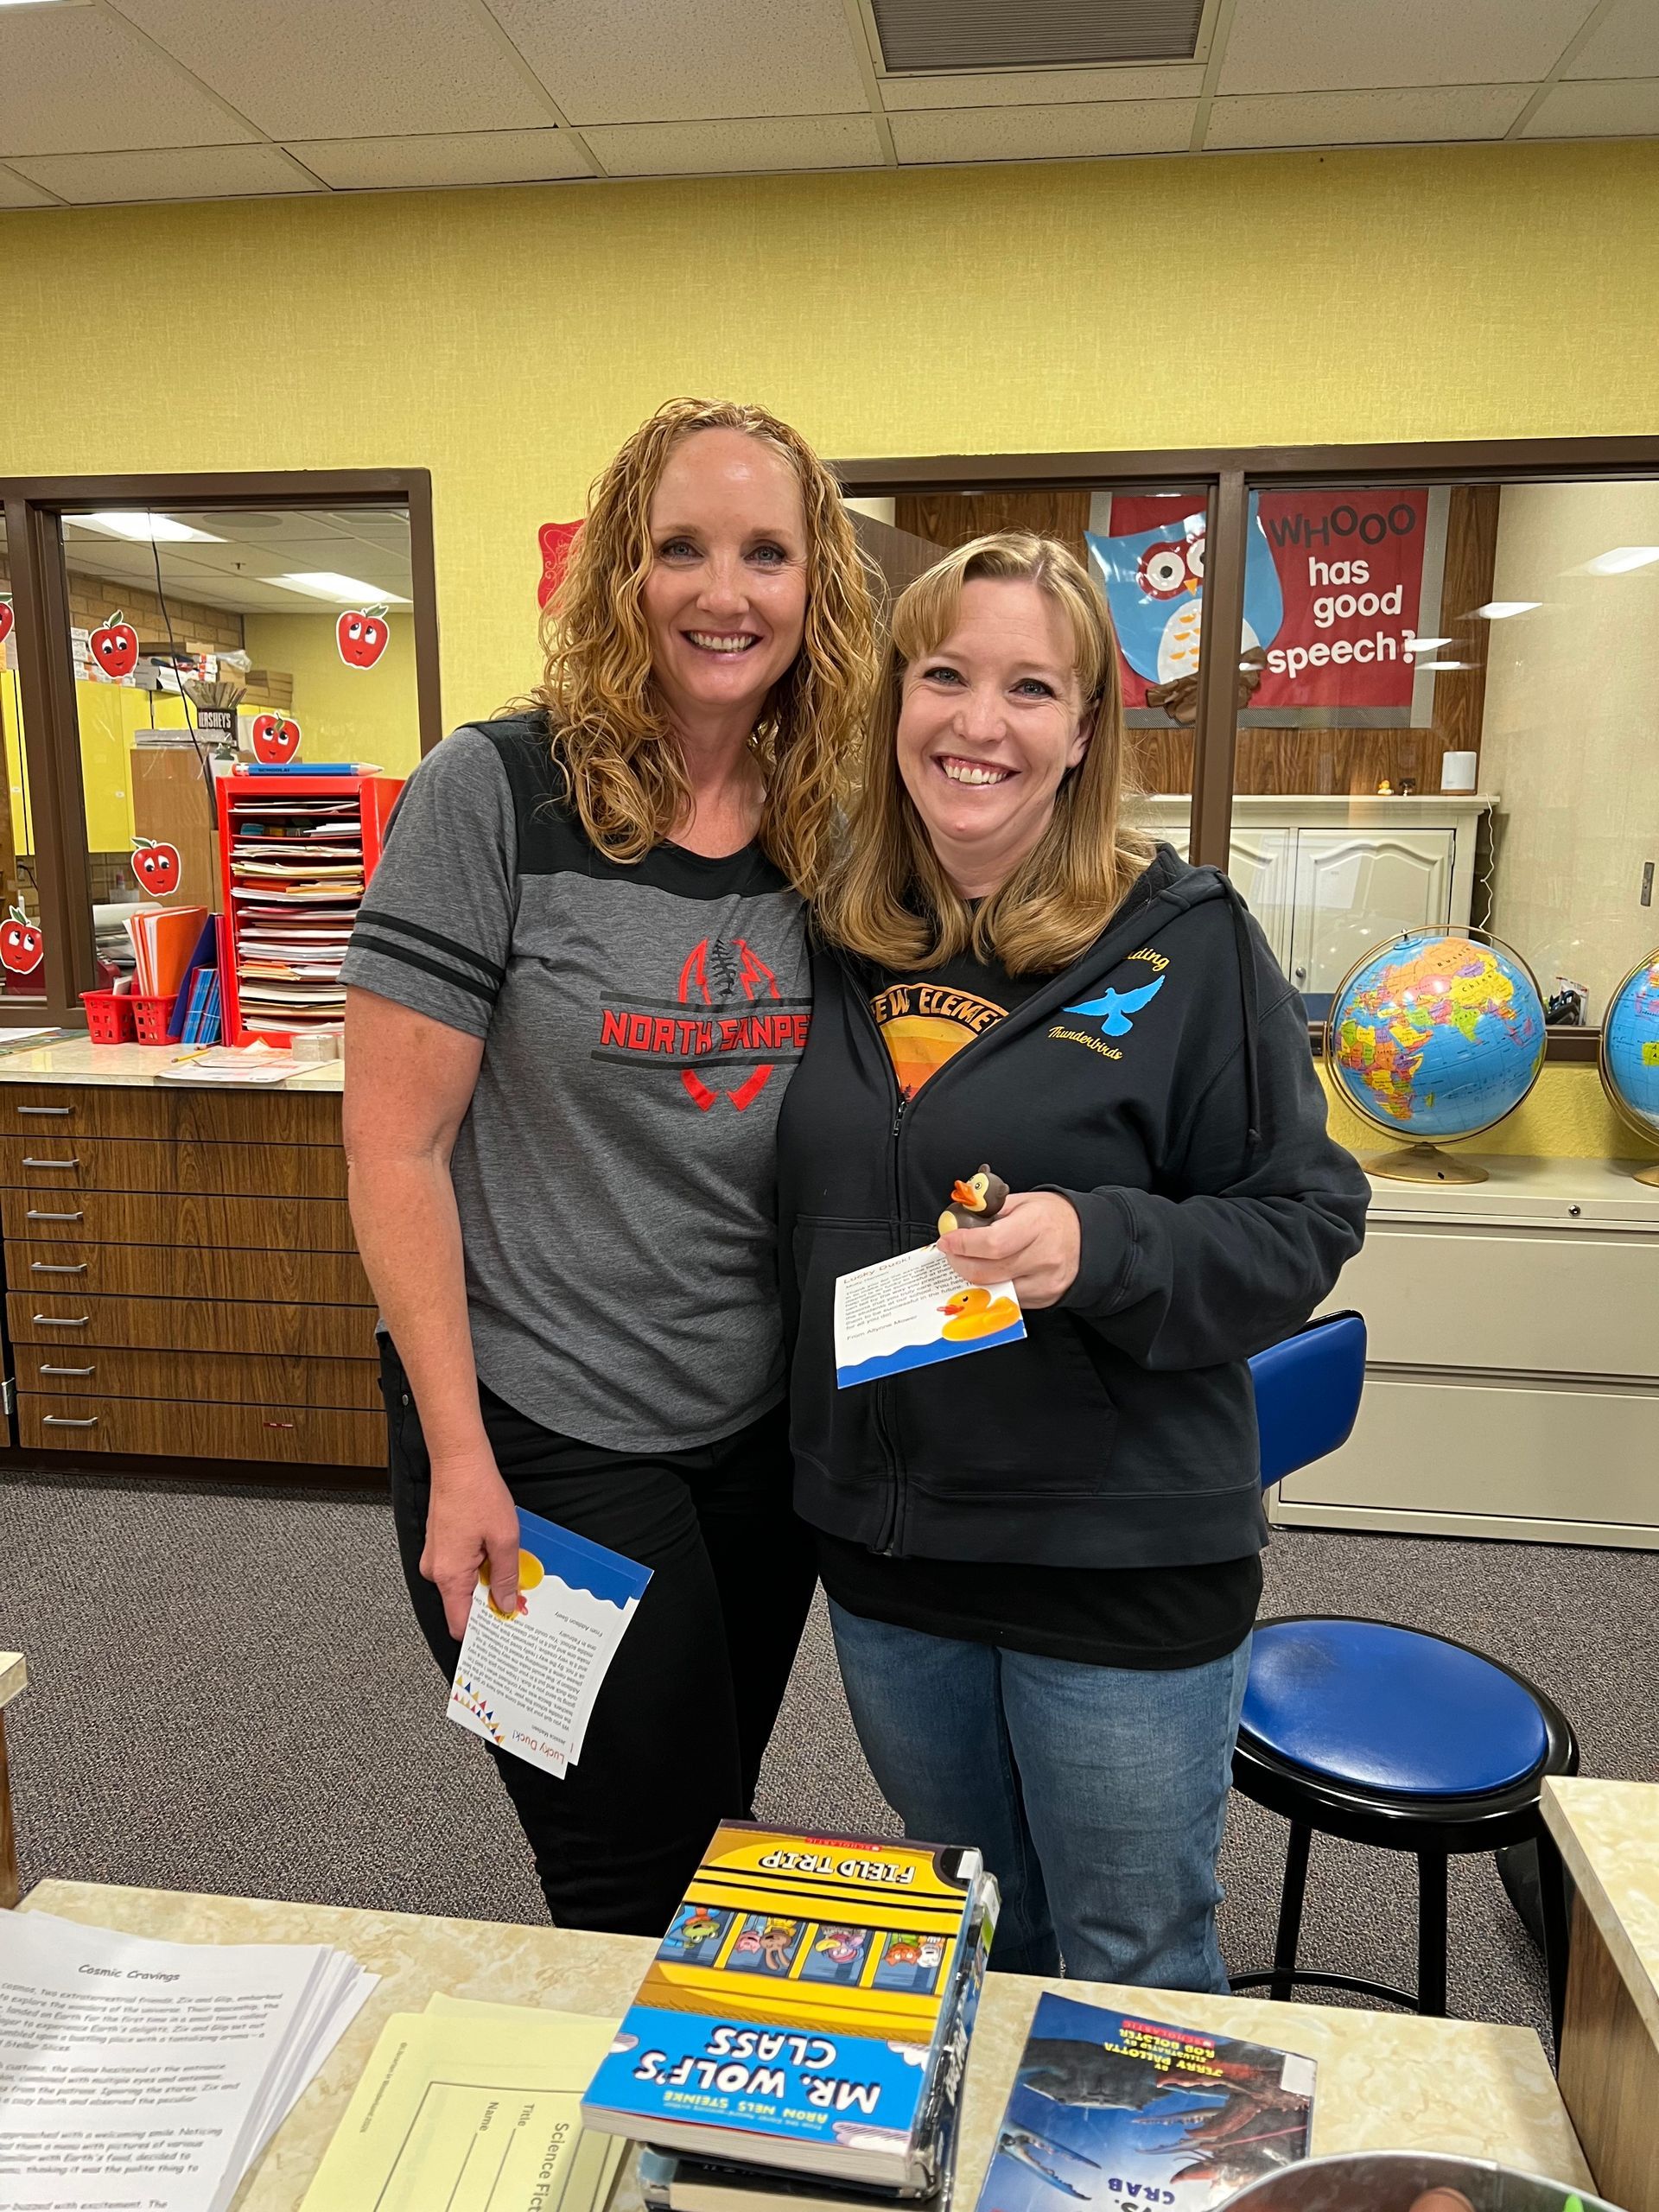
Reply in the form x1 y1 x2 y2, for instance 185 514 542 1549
870 955 1038 1100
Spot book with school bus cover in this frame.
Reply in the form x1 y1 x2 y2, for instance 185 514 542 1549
974 1993 1316 2212
582 1824 988 2184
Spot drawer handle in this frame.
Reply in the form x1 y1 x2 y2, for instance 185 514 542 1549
40 1363 95 1376
32 1313 89 1326
43 1414 99 1427
263 1419 298 1430
16 1105 72 1116
31 1261 87 1274
22 1156 79 1169
27 1209 83 1222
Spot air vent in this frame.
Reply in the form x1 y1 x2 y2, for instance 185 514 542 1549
871 0 1204 73
207 512 289 531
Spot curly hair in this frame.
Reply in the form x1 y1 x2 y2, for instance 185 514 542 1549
815 532 1154 976
534 397 880 898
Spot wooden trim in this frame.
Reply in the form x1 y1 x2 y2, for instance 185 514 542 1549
1 468 425 503
1555 1890 1659 2212
0 1440 380 1485
0 1713 16 1910
1190 474 1244 869
405 471 444 753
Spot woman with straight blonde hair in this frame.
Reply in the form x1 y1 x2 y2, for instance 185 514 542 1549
343 398 878 1933
780 532 1367 1990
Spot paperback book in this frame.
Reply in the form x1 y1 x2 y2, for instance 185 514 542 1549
582 1824 990 2189
972 1994 1315 2212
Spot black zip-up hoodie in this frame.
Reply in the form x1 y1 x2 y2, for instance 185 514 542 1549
777 847 1370 1571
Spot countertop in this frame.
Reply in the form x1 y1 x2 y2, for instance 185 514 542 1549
0 1033 343 1092
1544 1776 1659 2044
0 1652 22 1708
1360 1154 1659 1227
21 1879 1592 2209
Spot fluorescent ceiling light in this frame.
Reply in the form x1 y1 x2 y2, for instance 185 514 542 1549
1584 546 1659 575
0 3 92 11
1474 601 1539 620
77 512 224 543
270 571 410 605
1406 636 1452 653
1414 661 1472 671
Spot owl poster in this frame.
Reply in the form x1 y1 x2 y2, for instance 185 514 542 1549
1088 489 1435 721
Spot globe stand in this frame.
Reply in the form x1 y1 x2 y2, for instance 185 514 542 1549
1634 1159 1659 1189
1363 1141 1488 1185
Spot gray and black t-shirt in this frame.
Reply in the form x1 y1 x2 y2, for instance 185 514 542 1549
340 715 811 1452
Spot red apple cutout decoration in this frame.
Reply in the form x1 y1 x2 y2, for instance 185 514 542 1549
251 713 302 765
0 906 42 976
337 606 389 669
132 837 181 896
0 601 13 648
91 611 139 680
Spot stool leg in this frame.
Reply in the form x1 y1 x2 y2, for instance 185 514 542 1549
1535 1827 1571 2055
1270 1823 1312 2003
1416 1851 1448 2016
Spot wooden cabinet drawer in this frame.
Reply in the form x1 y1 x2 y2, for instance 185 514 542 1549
9 1292 377 1358
0 1135 346 1198
14 1344 383 1409
1 1189 358 1251
19 1391 385 1467
0 1083 340 1146
5 1237 372 1306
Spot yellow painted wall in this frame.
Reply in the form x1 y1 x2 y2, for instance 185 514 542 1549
1317 1060 1637 1163
241 613 421 777
3 138 1656 1154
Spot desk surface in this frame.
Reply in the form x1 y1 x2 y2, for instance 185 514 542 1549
0 1653 22 1708
1545 1777 1659 2043
0 1034 343 1091
22 1879 1592 2209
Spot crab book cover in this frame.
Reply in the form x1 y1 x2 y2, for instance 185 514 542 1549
582 1824 984 2181
973 1994 1315 2212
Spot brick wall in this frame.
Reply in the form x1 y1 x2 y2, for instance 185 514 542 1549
0 554 245 653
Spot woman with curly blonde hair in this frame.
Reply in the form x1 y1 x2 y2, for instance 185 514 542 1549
343 398 879 1932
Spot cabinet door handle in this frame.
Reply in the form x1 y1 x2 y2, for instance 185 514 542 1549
43 1414 99 1427
16 1105 71 1116
22 1156 79 1169
263 1419 298 1429
40 1363 95 1376
31 1261 87 1274
32 1314 89 1326
27 1209 83 1221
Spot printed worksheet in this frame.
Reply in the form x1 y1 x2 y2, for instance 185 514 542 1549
448 1507 652 1778
834 1245 1025 1388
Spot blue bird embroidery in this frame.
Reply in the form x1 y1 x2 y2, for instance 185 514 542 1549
1064 974 1166 1036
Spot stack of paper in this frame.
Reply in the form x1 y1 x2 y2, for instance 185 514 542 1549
301 1995 623 2212
0 1909 376 2212
125 903 209 998
227 795 365 1033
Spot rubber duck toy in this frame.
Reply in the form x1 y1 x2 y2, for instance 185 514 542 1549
938 1164 1010 1236
938 1285 1021 1341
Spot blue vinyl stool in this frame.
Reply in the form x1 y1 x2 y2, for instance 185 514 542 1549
1231 1312 1578 2036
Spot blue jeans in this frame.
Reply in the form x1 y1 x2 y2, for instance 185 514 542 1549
827 1600 1250 1993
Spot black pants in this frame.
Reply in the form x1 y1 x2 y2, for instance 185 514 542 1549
383 1344 817 1936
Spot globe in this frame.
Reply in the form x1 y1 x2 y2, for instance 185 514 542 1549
1325 929 1547 1184
1599 952 1659 1186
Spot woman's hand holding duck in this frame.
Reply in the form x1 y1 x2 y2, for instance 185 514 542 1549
936 1187 1082 1309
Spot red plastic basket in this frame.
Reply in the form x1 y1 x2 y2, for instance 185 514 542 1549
131 993 179 1045
81 990 137 1045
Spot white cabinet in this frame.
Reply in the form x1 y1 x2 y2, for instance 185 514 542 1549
1277 1157 1659 1551
1131 794 1491 1006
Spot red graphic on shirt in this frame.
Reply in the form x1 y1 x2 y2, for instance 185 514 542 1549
678 936 781 1113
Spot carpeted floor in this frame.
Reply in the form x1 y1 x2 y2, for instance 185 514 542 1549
3 1466 1654 2051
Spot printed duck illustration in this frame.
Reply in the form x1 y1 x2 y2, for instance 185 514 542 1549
938 1285 1020 1340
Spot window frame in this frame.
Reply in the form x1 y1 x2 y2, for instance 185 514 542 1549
833 435 1659 1063
0 467 441 1027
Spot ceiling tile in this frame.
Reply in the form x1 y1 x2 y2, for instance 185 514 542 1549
0 163 59 209
891 100 1196 164
1218 0 1593 95
881 62 1202 108
485 0 869 123
582 114 884 177
1522 77 1659 135
8 144 321 207
112 0 554 139
1208 85 1532 149
291 130 588 189
1565 0 1659 79
0 7 256 157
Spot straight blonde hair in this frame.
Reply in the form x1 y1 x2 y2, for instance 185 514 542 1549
816 532 1154 975
533 398 880 899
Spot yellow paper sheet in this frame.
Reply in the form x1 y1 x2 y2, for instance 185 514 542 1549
423 1999 627 2212
301 2009 620 2212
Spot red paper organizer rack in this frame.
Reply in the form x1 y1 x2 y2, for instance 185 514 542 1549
215 771 404 1049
